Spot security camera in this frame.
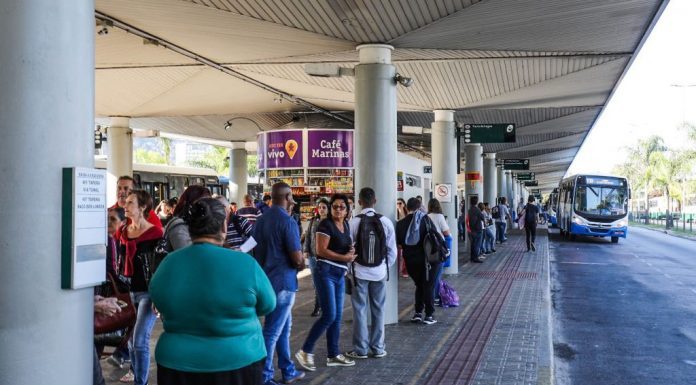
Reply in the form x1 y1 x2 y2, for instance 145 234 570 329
394 73 414 87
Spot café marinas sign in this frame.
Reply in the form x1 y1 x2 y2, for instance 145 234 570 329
258 129 354 169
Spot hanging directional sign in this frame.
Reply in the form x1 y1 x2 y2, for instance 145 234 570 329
516 172 536 181
524 180 539 187
496 159 530 170
531 189 541 194
461 123 516 144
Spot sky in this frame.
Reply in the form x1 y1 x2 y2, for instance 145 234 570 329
567 0 696 176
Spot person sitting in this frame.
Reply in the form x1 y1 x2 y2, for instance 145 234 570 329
150 198 276 385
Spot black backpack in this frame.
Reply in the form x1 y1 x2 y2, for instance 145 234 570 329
424 216 450 264
354 213 387 268
525 205 537 223
150 220 185 283
491 205 500 219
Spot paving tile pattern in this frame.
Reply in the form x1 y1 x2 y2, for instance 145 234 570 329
101 228 551 385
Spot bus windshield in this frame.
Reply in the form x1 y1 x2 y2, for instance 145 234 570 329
574 184 627 217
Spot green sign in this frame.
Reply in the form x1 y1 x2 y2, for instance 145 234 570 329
524 180 539 187
497 159 529 170
516 172 535 181
531 189 541 194
461 124 516 144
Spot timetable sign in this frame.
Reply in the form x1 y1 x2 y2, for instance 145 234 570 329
524 180 539 187
462 123 516 144
497 159 530 170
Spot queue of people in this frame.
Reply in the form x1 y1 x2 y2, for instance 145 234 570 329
95 177 469 385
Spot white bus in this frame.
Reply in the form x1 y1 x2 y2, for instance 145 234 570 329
557 174 630 243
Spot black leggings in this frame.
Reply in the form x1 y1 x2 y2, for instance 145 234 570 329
525 223 537 248
158 359 264 385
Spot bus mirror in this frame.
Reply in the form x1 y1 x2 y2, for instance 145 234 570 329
628 189 632 199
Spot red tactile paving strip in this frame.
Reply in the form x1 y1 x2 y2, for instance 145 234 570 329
424 251 526 385
475 271 538 280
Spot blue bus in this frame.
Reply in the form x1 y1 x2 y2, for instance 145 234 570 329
557 175 630 243
545 188 559 227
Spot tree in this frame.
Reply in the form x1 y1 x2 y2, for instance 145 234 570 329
188 146 229 175
161 137 173 165
614 135 666 222
134 148 167 165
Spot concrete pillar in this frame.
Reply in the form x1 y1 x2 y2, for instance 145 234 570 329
497 166 505 205
107 117 133 207
483 153 497 206
354 44 398 324
432 110 458 275
512 176 520 214
464 144 484 205
0 1 94 384
505 171 514 206
228 143 248 203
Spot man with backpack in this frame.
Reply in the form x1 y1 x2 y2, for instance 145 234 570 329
493 197 510 244
345 188 397 359
522 196 540 251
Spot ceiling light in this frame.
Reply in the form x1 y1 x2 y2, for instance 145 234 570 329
402 126 423 135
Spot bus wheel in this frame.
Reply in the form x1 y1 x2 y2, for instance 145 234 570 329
611 236 619 243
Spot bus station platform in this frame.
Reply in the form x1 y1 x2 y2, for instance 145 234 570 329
102 228 553 385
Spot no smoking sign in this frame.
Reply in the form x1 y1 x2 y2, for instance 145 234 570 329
434 183 452 203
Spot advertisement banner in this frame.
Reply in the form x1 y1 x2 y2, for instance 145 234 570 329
307 130 354 168
264 130 304 169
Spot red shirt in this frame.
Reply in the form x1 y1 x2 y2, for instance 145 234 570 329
110 204 163 240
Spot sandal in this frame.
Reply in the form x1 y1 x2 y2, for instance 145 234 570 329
119 371 134 383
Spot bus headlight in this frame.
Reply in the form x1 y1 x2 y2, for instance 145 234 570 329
614 220 627 228
572 215 587 225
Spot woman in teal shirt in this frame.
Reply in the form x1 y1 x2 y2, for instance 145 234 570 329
150 198 276 385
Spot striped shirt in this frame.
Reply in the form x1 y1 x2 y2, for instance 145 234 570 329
225 215 253 249
237 206 262 227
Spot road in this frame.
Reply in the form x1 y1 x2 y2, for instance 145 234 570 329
550 226 696 385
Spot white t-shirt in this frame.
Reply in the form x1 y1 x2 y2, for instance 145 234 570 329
427 213 450 236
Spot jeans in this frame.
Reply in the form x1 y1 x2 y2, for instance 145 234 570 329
263 290 300 383
469 231 483 260
432 263 444 302
130 292 157 385
308 255 320 310
302 262 346 357
351 277 387 355
94 345 105 385
482 226 495 253
495 221 508 243
405 257 439 317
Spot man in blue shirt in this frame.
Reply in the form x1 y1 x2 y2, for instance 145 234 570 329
254 182 306 385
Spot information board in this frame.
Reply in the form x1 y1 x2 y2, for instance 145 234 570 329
524 180 539 187
61 167 107 289
497 159 530 170
516 172 536 181
462 124 516 144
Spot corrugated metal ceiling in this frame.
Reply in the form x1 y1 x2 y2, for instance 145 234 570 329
93 0 667 189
